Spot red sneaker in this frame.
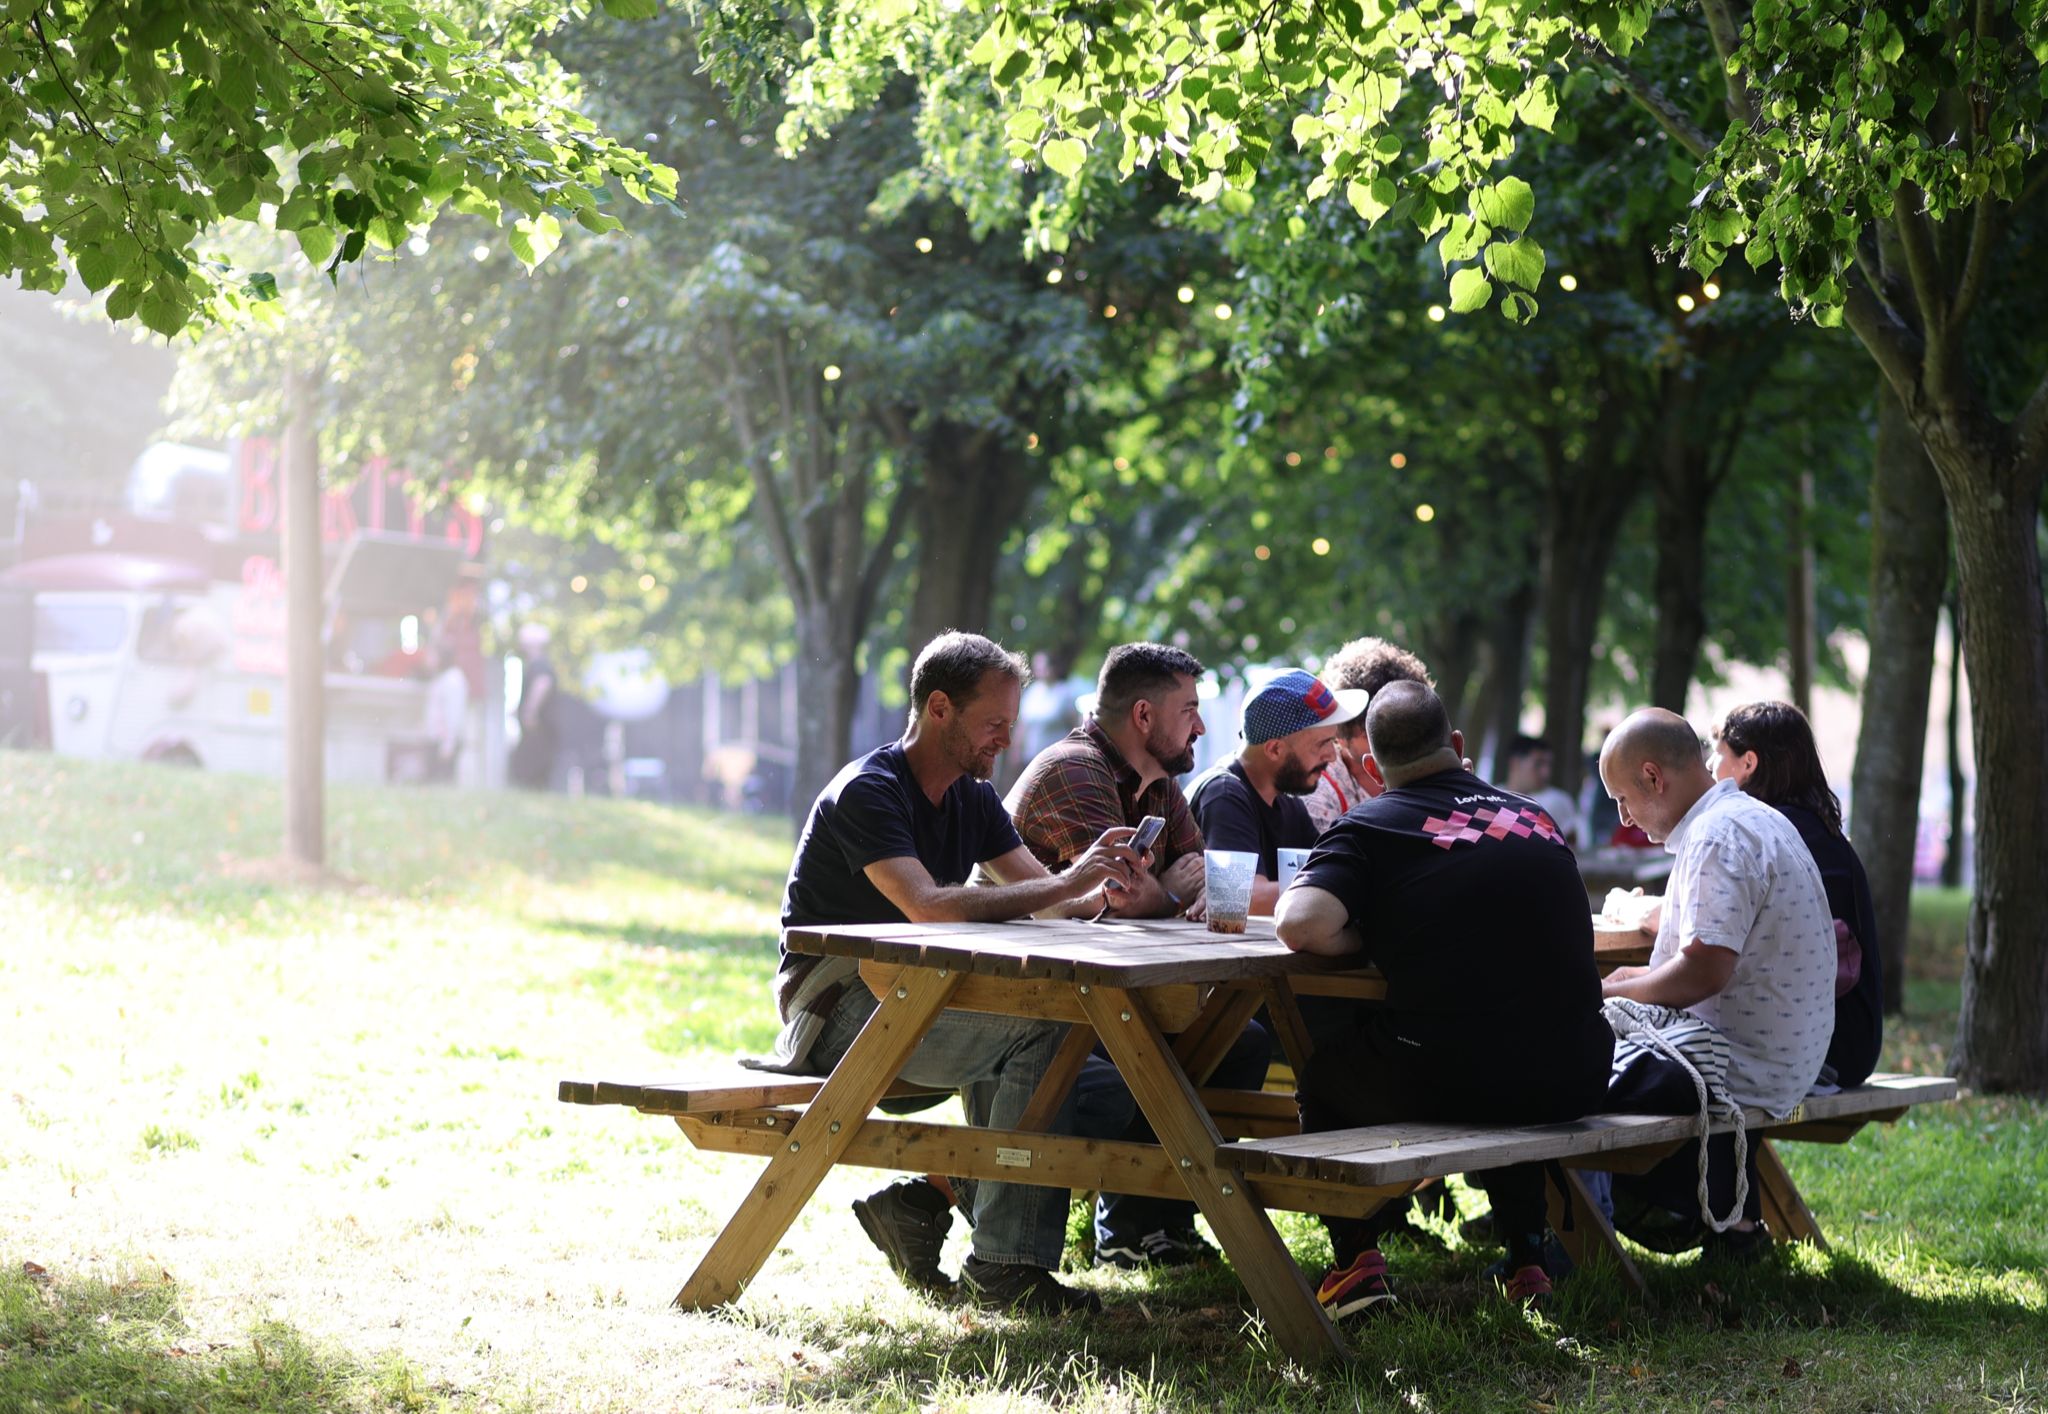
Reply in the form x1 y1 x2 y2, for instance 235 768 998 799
1317 1248 1397 1319
1501 1263 1554 1305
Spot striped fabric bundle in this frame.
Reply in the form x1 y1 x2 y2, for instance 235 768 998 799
1604 997 1750 1232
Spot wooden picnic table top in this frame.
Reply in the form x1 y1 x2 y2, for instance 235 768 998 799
783 914 1652 986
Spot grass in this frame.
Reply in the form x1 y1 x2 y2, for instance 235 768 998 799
1 751 2042 1413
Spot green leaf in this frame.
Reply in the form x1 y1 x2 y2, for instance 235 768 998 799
1516 77 1558 132
599 0 659 15
510 212 562 270
1042 138 1087 179
74 244 119 292
994 49 1033 87
139 289 187 337
1484 235 1546 290
297 225 336 265
1345 177 1394 223
276 192 322 230
1448 265 1492 313
1475 176 1535 233
104 283 141 322
1500 291 1539 324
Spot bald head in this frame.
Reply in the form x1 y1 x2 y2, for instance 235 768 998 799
1365 681 1460 787
1599 708 1714 842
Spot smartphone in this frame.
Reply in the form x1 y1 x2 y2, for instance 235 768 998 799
1131 814 1166 854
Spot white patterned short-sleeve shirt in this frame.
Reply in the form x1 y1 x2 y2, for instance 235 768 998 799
1650 779 1836 1115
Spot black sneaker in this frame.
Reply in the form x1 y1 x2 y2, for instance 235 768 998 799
852 1179 954 1295
1094 1226 1221 1270
961 1257 1103 1314
1702 1222 1774 1266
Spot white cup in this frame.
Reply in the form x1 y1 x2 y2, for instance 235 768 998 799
1276 846 1311 894
1204 849 1257 934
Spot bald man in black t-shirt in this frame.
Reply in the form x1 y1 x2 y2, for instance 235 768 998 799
1276 683 1614 1316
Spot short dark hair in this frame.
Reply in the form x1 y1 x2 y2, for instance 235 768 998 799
1506 733 1549 764
909 631 1030 722
1365 680 1452 769
1095 642 1204 724
1717 701 1842 834
1321 637 1433 696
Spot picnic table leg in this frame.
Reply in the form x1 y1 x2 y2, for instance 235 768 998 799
672 965 961 1310
1078 984 1348 1368
1755 1140 1829 1249
1015 1022 1097 1133
1258 979 1316 1078
1543 1168 1645 1295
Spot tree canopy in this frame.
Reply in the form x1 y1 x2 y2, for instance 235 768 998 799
1 0 674 333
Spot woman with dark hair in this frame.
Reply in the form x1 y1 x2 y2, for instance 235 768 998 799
1714 701 1884 1086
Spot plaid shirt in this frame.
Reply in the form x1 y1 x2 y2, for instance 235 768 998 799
1005 719 1204 876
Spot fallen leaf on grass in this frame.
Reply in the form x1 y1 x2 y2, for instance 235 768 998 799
22 1261 49 1282
1782 1357 1803 1379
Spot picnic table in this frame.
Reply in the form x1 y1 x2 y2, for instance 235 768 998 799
560 915 1949 1368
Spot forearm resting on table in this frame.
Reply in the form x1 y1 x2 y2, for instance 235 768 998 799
867 855 1085 923
1601 939 1736 1008
1274 885 1363 956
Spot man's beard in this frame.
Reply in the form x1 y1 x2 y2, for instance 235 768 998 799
1275 758 1326 795
1148 721 1196 776
944 719 997 780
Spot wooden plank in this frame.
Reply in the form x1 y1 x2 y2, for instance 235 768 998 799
568 1073 946 1114
1014 1021 1099 1134
855 960 1201 1030
1223 1075 1959 1188
671 966 959 1310
1080 984 1348 1368
1172 985 1267 1086
1546 1167 1645 1294
1756 1140 1828 1248
671 1112 1416 1221
1765 1119 1875 1144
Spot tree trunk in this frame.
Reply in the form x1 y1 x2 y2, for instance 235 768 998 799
1428 606 1485 732
1941 595 1967 891
1919 424 2048 1093
1485 583 1535 771
1787 466 1817 717
1848 380 1947 1014
1649 433 1714 712
281 364 325 871
904 433 1035 657
790 616 861 830
1538 416 1640 799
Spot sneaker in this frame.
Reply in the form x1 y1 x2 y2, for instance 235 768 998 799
1316 1248 1397 1319
1499 1263 1554 1305
961 1256 1103 1314
852 1178 954 1295
1094 1226 1221 1270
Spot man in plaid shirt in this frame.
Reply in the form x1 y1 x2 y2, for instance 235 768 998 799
1007 642 1210 917
1006 642 1274 1267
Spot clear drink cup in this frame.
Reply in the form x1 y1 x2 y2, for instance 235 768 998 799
1204 849 1257 934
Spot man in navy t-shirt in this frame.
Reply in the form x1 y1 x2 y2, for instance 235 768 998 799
1186 667 1368 915
771 631 1142 1315
1277 682 1614 1316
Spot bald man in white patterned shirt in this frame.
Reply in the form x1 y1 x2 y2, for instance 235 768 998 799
1596 707 1835 1257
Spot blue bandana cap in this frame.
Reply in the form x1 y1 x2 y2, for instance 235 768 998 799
1242 669 1369 746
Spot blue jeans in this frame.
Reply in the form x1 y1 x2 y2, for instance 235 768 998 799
1079 1020 1272 1246
811 985 1077 1269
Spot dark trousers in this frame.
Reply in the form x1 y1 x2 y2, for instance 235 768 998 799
1075 1020 1273 1245
1609 1129 1763 1252
1299 1012 1606 1268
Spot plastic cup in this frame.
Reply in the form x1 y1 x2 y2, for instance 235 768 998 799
1275 846 1311 896
1205 849 1257 934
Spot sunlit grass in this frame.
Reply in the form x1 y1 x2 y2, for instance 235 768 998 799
1 750 2041 1412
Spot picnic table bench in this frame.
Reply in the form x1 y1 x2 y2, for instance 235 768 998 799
560 916 1957 1367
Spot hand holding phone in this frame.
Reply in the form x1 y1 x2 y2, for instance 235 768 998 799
1130 814 1166 856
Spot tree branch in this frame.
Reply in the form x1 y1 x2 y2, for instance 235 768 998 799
1698 0 1759 128
1576 36 1720 160
1892 200 1950 399
715 318 814 607
1839 266 1927 411
853 472 917 632
1947 195 2001 338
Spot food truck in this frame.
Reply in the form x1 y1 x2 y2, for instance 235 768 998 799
0 442 496 784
